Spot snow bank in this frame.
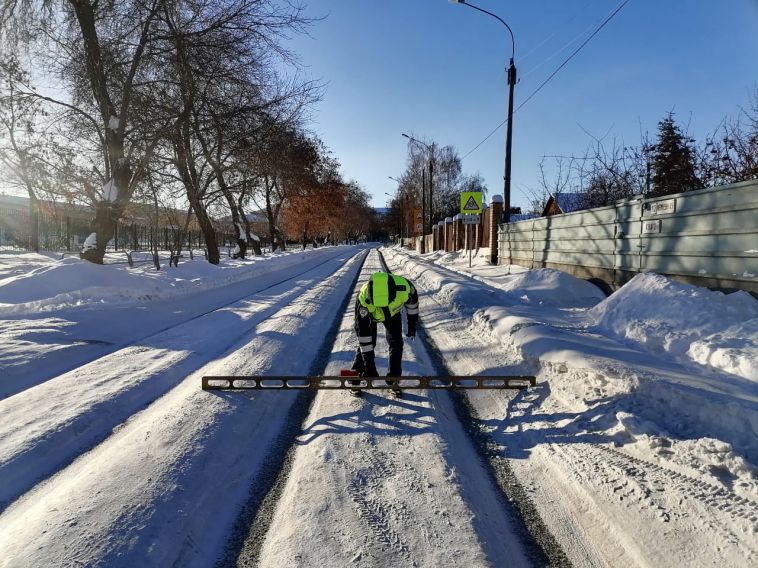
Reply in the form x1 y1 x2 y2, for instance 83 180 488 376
482 267 605 308
0 257 161 306
384 248 758 488
426 249 605 308
0 248 344 315
590 273 758 381
0 252 62 281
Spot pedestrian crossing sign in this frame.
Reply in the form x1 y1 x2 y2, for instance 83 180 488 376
460 192 483 215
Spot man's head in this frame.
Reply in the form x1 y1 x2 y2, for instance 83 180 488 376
368 272 394 307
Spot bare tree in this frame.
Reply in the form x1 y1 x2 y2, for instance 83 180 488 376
575 137 637 209
698 91 758 186
0 55 92 251
1 0 169 262
527 157 574 215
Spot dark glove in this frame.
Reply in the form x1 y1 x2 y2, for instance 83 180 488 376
406 322 416 339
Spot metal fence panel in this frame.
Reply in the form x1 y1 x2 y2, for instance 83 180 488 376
499 180 758 293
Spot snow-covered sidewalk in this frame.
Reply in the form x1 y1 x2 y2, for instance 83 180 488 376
384 246 757 567
0 246 356 398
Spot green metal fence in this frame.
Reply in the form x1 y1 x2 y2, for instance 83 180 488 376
0 208 240 257
499 179 758 293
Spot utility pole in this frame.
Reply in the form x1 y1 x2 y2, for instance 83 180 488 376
504 58 516 223
428 144 434 234
420 169 426 253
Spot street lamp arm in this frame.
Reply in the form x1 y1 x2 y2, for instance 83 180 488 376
401 133 432 152
452 0 516 228
453 0 515 59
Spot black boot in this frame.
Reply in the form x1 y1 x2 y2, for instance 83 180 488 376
386 372 401 397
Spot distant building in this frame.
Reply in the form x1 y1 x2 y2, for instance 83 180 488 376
541 193 586 217
506 206 538 223
217 211 268 238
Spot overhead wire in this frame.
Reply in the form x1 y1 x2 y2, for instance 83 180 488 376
460 0 632 162
519 0 598 67
520 16 602 80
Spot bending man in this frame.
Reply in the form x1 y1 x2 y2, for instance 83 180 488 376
352 271 419 385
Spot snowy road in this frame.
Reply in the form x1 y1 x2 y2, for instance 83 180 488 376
0 244 755 567
0 247 366 566
243 250 534 567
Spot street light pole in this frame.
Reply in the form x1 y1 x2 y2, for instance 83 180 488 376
402 133 434 247
450 0 516 223
384 192 400 240
388 177 405 239
504 57 516 223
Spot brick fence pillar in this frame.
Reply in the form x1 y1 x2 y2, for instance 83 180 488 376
476 209 484 248
444 217 453 252
489 195 503 264
454 214 463 250
451 215 458 251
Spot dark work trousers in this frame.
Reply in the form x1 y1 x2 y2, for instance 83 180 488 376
352 313 404 378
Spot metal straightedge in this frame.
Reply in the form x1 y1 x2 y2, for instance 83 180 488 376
201 375 536 391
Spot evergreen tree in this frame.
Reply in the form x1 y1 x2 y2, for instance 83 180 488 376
650 112 700 196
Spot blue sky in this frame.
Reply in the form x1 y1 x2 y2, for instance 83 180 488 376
283 0 758 210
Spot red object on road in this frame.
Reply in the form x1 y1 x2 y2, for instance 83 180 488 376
340 369 359 377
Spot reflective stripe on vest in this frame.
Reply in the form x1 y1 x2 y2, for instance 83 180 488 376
358 275 411 322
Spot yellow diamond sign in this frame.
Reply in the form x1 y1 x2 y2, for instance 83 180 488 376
460 192 483 215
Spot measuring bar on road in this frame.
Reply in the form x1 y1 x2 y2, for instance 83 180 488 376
202 375 536 391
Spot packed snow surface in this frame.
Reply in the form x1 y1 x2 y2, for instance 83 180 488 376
0 245 756 567
0 249 328 314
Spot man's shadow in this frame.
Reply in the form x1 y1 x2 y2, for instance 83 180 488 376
296 390 437 445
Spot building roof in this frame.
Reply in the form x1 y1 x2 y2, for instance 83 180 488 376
541 192 586 216
0 193 29 207
510 213 539 222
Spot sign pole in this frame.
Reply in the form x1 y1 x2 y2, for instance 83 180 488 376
460 191 483 271
469 234 472 268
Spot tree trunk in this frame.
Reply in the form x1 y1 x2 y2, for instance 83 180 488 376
239 199 261 255
301 220 309 250
29 197 40 253
220 189 247 258
188 194 219 264
250 238 262 256
172 208 193 257
264 176 279 252
80 202 118 264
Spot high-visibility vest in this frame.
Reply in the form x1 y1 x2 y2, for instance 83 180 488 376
358 273 411 322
